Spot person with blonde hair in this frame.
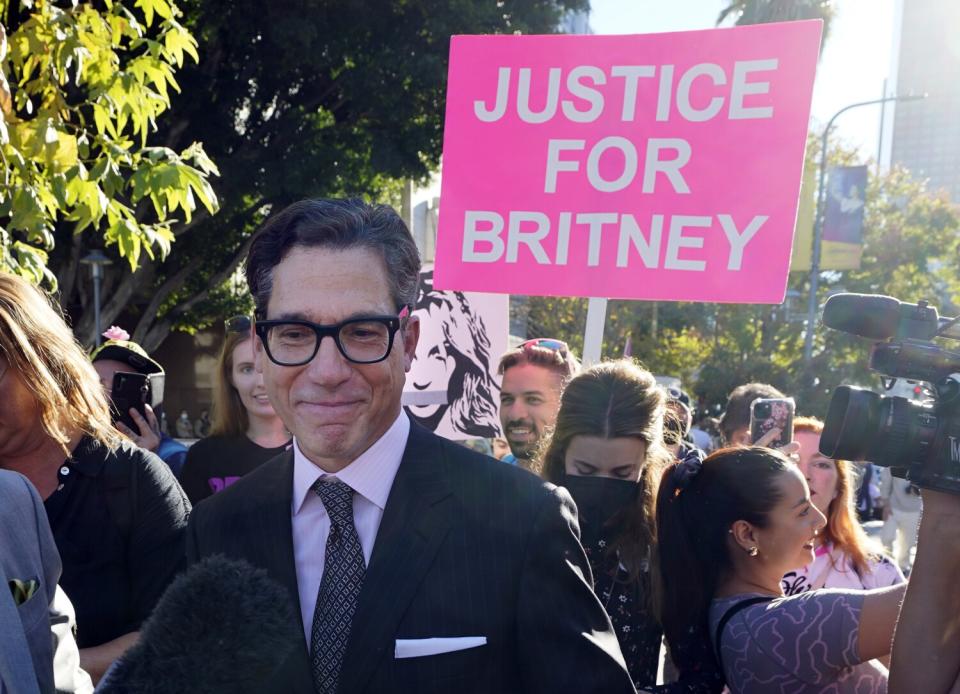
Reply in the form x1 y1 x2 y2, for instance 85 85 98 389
781 416 904 595
179 316 290 504
0 272 190 684
539 359 719 692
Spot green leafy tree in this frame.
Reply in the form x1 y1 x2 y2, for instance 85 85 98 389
0 0 217 313
36 0 585 351
796 165 960 414
718 0 835 34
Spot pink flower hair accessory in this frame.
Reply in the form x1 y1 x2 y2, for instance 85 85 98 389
102 326 130 341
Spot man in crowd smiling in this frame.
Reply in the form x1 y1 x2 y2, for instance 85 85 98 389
498 339 579 469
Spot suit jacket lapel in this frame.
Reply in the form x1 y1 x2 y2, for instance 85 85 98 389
337 425 456 693
251 453 315 694
0 562 42 694
251 453 301 608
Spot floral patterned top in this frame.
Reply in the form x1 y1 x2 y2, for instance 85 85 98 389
585 533 723 693
782 543 904 596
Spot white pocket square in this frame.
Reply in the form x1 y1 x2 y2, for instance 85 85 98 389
394 636 487 659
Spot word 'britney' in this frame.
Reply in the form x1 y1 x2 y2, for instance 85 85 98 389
462 211 767 271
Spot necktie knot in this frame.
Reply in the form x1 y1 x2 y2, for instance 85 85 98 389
313 478 356 528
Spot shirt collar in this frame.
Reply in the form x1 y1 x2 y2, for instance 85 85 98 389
66 437 110 478
292 412 410 515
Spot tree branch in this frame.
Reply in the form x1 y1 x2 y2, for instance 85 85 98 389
172 206 212 238
75 262 153 346
131 255 204 344
57 231 84 312
140 235 255 352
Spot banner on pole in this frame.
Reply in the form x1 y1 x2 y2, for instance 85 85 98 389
821 165 867 269
790 163 816 271
792 164 867 271
402 268 508 440
435 21 822 304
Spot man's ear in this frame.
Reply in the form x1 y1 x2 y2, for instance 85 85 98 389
402 314 420 373
730 520 759 553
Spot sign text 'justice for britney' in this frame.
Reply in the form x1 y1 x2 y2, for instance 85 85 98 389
434 22 822 303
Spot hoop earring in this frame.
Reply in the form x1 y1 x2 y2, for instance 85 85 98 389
747 546 759 557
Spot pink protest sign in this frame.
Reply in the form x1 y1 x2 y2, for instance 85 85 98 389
434 21 822 303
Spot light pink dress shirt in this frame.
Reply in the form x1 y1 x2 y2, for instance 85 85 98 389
291 412 410 645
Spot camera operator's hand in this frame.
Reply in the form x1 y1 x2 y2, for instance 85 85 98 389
754 427 801 458
115 404 161 454
919 487 960 521
889 487 960 694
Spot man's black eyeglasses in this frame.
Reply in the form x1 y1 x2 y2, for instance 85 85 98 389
254 307 410 366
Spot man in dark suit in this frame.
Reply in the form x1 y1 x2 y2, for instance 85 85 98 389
0 470 92 694
186 199 635 694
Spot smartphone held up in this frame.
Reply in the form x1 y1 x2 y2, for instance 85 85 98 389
750 397 795 448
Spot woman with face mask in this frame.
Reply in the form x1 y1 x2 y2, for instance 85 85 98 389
538 360 720 693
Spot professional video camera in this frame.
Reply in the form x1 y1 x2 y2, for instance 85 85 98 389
819 293 960 494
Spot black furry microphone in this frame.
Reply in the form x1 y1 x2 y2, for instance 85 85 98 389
822 293 953 341
821 293 904 340
96 555 300 694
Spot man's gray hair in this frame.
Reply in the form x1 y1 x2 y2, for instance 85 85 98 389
245 198 421 318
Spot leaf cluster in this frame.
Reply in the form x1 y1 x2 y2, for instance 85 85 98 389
0 0 217 284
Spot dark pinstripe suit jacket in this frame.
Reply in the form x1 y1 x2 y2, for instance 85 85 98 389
186 423 635 694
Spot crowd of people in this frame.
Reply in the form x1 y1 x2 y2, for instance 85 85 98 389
2 198 960 693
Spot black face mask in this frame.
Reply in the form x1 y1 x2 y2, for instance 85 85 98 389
561 475 639 549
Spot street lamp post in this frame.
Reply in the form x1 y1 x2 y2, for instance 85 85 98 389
80 250 112 346
802 93 928 370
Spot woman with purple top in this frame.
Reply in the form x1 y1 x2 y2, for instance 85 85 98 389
656 447 906 693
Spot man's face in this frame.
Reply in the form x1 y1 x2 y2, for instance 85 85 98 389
255 246 419 471
498 362 564 462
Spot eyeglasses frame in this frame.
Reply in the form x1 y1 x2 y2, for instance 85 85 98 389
253 307 410 366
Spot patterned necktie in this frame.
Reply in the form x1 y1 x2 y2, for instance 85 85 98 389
310 479 366 694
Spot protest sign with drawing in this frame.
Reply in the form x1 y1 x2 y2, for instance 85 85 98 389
402 267 508 440
434 21 822 304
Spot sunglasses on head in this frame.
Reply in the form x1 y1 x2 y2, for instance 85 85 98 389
520 338 568 354
225 315 252 334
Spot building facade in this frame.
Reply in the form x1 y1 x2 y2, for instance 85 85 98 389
889 0 960 203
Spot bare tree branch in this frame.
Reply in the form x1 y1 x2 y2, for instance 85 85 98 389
131 255 204 344
140 235 255 352
57 231 84 312
75 262 153 346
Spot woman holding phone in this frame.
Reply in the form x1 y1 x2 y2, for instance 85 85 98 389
782 417 904 595
657 446 904 693
179 316 290 504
